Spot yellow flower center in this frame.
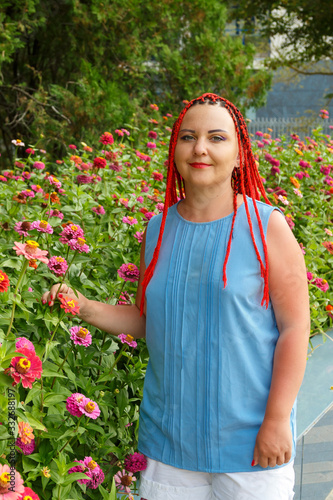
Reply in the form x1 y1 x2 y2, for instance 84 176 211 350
127 216 134 221
23 496 33 500
52 177 59 183
66 300 76 309
25 240 39 256
85 402 95 413
77 238 86 246
87 460 97 470
77 327 88 339
126 334 134 343
56 257 64 263
127 264 135 271
36 184 41 189
16 358 31 374
40 220 48 229
0 275 4 282
0 472 10 487
71 225 78 231
323 280 327 284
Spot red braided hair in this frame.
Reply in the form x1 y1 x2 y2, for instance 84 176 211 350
140 93 272 314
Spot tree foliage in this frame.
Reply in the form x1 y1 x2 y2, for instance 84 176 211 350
0 0 271 165
228 0 333 71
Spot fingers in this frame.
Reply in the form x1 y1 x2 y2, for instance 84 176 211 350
41 284 72 306
254 452 291 469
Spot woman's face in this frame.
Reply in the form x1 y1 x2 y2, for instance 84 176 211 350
174 103 239 192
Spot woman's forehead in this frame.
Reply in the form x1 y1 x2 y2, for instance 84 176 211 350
181 104 235 131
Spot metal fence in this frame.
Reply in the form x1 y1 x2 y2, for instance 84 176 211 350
246 118 333 139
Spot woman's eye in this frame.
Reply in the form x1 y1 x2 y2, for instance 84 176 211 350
211 135 226 142
180 135 195 141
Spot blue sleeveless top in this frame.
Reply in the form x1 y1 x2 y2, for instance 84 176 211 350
138 198 296 473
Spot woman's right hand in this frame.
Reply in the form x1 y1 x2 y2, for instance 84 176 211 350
41 284 89 317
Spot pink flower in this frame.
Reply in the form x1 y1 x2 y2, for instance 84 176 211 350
134 231 144 243
299 243 306 255
99 132 114 145
285 214 295 230
119 198 129 208
118 334 137 348
16 437 36 455
92 205 105 215
13 241 49 264
68 237 90 253
78 397 100 419
117 263 140 282
324 175 333 186
255 131 263 137
93 157 107 169
16 337 35 353
0 175 7 182
25 148 35 154
278 195 289 206
270 166 280 175
68 457 104 489
156 202 164 212
46 209 64 219
69 144 77 149
0 463 24 499
122 216 138 225
124 452 147 473
144 211 155 221
324 228 333 236
59 224 84 244
109 162 123 172
147 142 156 149
31 184 44 193
47 256 68 275
6 348 42 389
150 103 159 110
322 241 333 254
136 196 144 203
312 277 329 292
307 272 313 281
14 221 31 237
320 165 331 175
148 130 157 139
115 129 124 136
152 171 163 181
293 188 303 198
122 128 130 136
114 469 136 494
21 190 35 199
76 174 93 184
22 171 31 180
47 175 62 188
66 393 86 417
19 486 40 499
17 421 34 444
31 220 53 234
59 295 80 315
70 326 92 346
32 161 45 170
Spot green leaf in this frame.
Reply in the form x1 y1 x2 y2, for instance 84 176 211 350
62 472 90 486
25 413 48 432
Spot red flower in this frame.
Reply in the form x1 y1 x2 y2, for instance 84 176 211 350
322 241 333 254
59 295 80 315
20 486 40 499
6 348 42 389
0 270 10 292
93 157 107 169
99 132 114 145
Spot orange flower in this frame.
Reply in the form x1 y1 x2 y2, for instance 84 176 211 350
59 295 80 315
18 421 34 444
322 241 333 254
294 149 303 156
290 176 300 188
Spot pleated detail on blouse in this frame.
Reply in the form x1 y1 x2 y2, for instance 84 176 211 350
138 199 296 473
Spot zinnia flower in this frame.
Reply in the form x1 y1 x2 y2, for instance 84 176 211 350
16 337 35 353
47 256 68 275
117 263 140 282
41 467 51 478
69 326 92 346
68 457 104 489
148 130 157 139
46 209 64 219
30 220 53 234
66 393 86 417
99 132 114 145
19 486 40 499
152 171 163 181
285 214 295 230
68 237 90 253
59 296 80 315
16 437 35 455
312 277 329 292
122 216 138 225
147 142 156 149
322 241 333 254
32 161 45 170
134 231 144 243
59 224 84 244
118 334 137 348
78 397 100 419
93 157 107 169
0 463 24 499
76 174 93 184
17 421 34 444
11 139 25 147
6 348 42 389
124 452 147 473
13 241 49 264
0 270 10 293
114 469 136 495
92 205 105 215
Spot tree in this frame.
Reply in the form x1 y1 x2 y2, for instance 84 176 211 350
0 0 271 165
228 0 333 74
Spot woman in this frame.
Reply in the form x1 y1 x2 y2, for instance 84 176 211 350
44 93 310 499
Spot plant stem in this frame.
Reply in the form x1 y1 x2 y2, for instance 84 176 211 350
41 310 66 361
57 416 83 455
50 345 72 389
6 259 29 337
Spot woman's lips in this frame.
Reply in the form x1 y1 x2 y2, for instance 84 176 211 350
189 163 212 169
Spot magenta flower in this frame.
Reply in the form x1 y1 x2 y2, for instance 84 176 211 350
156 202 164 212
68 237 90 253
144 211 155 221
66 393 86 417
76 174 93 184
0 175 7 182
92 205 105 215
59 223 84 244
16 337 35 353
99 132 114 145
16 437 35 455
21 189 35 198
47 256 68 275
122 216 138 225
152 171 163 181
148 130 157 139
78 396 100 419
312 277 329 292
46 208 64 219
47 175 62 188
136 196 144 203
124 452 147 473
70 326 92 346
115 129 124 136
147 141 156 149
32 161 45 170
285 214 295 230
122 128 130 136
13 241 49 263
22 171 31 180
109 162 123 172
69 144 77 149
31 184 44 193
114 469 136 495
31 220 53 234
14 221 31 237
134 231 144 243
255 131 264 137
117 263 139 282
68 457 104 489
118 334 137 348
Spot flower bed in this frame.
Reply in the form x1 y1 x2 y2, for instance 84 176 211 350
0 106 332 499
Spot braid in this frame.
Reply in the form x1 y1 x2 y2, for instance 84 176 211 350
140 92 272 314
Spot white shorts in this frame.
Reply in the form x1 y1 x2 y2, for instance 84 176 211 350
139 457 295 500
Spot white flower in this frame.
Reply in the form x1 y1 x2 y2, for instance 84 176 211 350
11 139 25 147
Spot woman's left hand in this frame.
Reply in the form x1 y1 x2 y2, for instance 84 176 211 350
252 417 292 468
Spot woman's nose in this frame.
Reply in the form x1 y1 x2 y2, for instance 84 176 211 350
193 138 207 156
